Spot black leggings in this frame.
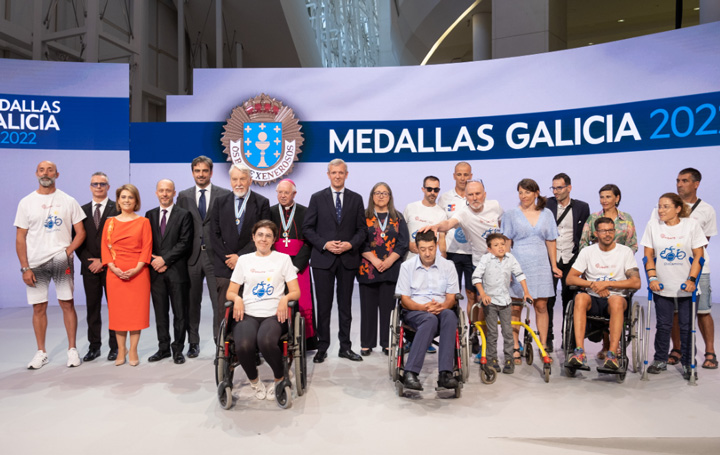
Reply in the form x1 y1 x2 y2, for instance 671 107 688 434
233 315 287 380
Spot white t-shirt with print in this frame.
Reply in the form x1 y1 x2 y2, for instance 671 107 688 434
640 217 708 298
451 200 504 266
571 243 638 297
438 189 472 255
403 200 447 261
14 190 86 268
230 251 298 318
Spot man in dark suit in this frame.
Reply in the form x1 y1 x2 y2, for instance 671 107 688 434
546 172 590 350
303 159 366 363
76 172 119 362
210 164 271 339
270 179 317 350
176 156 231 358
146 179 193 364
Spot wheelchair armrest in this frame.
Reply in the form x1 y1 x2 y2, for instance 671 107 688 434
288 300 298 309
455 293 464 302
224 301 233 308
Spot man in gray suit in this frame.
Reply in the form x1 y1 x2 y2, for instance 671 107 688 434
177 156 231 357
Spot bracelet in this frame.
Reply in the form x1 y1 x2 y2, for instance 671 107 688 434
646 268 656 272
687 276 697 283
649 277 659 282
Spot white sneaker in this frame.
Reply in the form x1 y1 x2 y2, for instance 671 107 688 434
265 383 276 401
67 348 82 367
28 350 48 370
250 380 266 400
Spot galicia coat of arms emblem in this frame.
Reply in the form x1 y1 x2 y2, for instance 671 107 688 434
221 93 304 186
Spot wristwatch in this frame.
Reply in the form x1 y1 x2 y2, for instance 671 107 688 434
21 267 31 273
687 276 697 283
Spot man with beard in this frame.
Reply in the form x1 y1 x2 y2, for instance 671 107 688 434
402 176 447 262
15 161 87 369
210 164 271 339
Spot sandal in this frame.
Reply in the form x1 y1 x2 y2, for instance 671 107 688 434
513 348 522 365
667 349 682 366
702 352 718 369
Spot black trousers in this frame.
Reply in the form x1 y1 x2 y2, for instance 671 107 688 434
215 276 232 341
151 273 188 354
547 258 575 343
233 315 286 380
312 259 356 352
82 271 117 351
187 249 219 345
359 281 395 349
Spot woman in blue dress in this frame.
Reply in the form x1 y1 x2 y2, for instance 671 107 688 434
502 178 562 362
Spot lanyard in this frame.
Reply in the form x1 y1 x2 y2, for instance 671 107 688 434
235 192 250 225
278 203 297 238
374 211 389 238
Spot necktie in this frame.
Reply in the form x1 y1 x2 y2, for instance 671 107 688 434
236 197 245 235
198 189 207 220
160 209 167 237
335 191 342 223
93 203 101 230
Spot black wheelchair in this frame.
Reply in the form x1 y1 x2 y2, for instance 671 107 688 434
387 294 469 398
215 300 308 409
562 288 643 382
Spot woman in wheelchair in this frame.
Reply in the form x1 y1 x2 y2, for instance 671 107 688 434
566 217 641 370
226 220 300 400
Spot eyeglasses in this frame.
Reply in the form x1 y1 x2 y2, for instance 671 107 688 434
424 187 440 193
373 191 390 197
549 185 567 191
596 229 616 234
90 182 108 188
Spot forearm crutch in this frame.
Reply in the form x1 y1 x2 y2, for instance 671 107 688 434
641 257 662 381
681 256 705 386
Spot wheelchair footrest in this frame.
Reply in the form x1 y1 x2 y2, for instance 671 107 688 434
563 361 591 371
435 383 462 393
596 366 627 375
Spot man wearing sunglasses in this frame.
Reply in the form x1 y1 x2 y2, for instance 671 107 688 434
76 172 119 362
402 176 447 262
545 173 590 351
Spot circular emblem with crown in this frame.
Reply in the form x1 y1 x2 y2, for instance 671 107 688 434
221 94 303 186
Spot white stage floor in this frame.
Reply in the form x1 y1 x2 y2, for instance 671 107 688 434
1 293 719 454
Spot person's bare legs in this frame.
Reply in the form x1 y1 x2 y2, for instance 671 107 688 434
115 331 128 365
607 296 628 354
699 313 716 367
534 298 549 348
129 330 141 365
32 302 49 352
58 299 78 349
573 294 591 351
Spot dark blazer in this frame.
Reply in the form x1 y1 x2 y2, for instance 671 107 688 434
546 197 590 256
302 187 366 270
210 190 271 279
270 203 311 273
76 200 119 275
145 206 193 282
176 184 232 266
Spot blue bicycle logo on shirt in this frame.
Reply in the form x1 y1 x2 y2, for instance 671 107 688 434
252 282 274 298
660 246 686 262
44 215 63 230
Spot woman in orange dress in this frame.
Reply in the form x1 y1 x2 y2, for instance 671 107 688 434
101 184 152 366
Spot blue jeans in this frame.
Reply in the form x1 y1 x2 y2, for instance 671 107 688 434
654 294 694 366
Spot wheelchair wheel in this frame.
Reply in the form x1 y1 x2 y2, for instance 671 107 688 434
276 384 293 409
543 364 551 383
564 366 577 378
458 311 470 383
631 302 644 373
454 386 462 398
480 365 497 384
294 316 307 397
525 339 534 366
564 302 577 358
395 380 404 397
388 307 400 381
217 382 233 410
215 319 231 387
617 372 626 383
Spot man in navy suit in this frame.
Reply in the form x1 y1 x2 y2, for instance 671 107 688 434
177 156 231 358
545 172 590 350
146 179 193 364
210 164 271 339
303 159 366 363
76 172 119 362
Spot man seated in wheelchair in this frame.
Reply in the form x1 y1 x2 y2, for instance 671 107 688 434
395 230 460 391
566 217 641 370
226 220 301 400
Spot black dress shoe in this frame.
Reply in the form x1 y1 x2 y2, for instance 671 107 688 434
83 348 101 362
361 348 372 356
313 351 328 364
383 347 389 356
438 370 459 389
173 352 186 364
403 371 423 391
107 349 118 361
148 350 171 362
339 349 363 362
187 344 200 358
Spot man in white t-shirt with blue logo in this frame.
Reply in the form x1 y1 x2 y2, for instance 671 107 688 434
15 161 87 370
403 175 447 262
566 217 641 371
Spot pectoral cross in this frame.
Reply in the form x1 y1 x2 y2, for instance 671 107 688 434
283 237 290 247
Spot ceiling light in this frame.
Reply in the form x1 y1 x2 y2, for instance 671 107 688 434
618 19 625 23
694 7 700 11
